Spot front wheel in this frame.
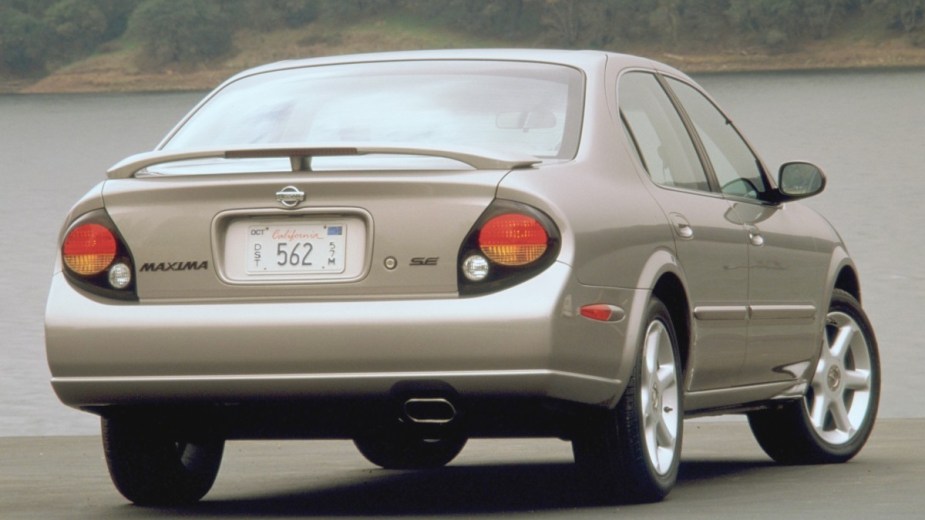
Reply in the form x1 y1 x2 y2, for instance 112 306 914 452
572 297 683 503
102 416 225 506
748 289 880 464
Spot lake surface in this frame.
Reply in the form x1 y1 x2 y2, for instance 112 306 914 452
2 69 923 436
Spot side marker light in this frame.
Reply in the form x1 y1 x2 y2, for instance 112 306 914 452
580 304 626 322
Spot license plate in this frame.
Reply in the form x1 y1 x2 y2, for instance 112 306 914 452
245 222 347 274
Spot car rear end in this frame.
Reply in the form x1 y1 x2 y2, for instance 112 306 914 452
45 53 634 440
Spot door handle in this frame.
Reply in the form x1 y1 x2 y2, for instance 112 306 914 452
669 213 694 239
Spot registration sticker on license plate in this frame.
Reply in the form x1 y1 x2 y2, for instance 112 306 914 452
246 222 347 274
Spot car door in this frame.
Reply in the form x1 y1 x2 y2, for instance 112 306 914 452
664 77 826 386
619 72 750 392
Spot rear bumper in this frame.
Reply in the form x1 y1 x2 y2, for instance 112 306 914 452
46 263 642 415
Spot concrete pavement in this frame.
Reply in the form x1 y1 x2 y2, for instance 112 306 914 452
2 418 922 518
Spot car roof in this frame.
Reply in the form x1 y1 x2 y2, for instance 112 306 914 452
224 49 683 83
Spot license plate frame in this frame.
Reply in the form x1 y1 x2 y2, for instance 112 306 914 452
245 222 347 275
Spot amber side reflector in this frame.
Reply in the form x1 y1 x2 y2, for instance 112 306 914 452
478 214 549 266
63 223 117 276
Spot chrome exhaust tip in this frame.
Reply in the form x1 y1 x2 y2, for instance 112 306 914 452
403 398 457 424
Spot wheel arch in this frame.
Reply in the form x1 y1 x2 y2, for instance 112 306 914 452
822 243 863 309
834 265 861 304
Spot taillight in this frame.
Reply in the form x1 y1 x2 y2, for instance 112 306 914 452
63 224 117 275
60 211 137 300
478 214 549 266
458 200 559 296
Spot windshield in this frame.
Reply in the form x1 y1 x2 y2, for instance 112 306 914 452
163 60 584 163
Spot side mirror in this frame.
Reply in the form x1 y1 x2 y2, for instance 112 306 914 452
777 162 826 201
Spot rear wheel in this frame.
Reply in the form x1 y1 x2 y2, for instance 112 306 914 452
748 289 880 464
573 297 683 503
354 434 467 470
102 416 224 506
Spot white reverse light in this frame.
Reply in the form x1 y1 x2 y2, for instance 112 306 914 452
108 262 132 289
462 255 490 282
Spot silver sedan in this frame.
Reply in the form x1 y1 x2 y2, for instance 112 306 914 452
46 49 879 505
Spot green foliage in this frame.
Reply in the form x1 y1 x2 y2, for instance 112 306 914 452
403 0 542 39
219 0 321 30
0 0 57 17
674 0 734 43
540 0 592 47
319 0 401 20
128 0 233 67
725 0 864 49
0 6 52 74
874 0 925 32
93 0 144 40
264 0 321 27
44 0 108 56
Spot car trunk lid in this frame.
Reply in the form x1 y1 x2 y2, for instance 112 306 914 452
101 148 536 302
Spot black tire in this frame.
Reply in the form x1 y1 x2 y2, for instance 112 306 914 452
748 289 880 464
354 434 467 470
102 416 224 506
572 297 683 503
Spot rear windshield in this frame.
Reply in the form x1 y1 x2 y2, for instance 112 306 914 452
162 60 584 162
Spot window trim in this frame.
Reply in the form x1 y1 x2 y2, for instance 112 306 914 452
617 70 716 196
654 73 778 206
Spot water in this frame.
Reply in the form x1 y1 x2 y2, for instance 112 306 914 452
1 69 923 436
0 92 204 436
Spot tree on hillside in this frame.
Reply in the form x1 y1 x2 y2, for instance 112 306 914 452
93 0 144 40
0 6 51 74
0 0 56 17
43 0 108 57
129 0 233 67
216 0 321 30
403 0 542 38
875 0 925 32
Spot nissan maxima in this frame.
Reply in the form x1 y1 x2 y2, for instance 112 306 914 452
46 49 880 505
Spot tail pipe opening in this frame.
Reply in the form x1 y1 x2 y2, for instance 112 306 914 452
403 398 458 425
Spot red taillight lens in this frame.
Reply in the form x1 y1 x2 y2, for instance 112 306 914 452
478 214 549 266
62 223 117 276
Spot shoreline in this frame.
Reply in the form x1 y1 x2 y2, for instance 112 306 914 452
5 40 925 95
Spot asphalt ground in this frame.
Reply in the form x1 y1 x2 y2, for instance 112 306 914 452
1 418 921 519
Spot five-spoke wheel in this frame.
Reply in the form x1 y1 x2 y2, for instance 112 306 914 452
573 297 683 503
749 289 880 464
640 317 681 477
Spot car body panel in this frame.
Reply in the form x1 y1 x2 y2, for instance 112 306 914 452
732 200 837 385
644 185 750 392
47 262 643 408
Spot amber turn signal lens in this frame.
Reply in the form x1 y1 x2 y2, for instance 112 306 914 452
478 214 548 266
63 223 117 276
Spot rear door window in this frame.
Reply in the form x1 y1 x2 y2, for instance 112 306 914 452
618 72 711 192
665 78 768 200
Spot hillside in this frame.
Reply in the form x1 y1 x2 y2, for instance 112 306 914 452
10 14 925 94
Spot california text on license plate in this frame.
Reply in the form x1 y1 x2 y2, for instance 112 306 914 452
246 222 347 274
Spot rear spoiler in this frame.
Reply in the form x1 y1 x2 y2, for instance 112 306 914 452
107 144 541 179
